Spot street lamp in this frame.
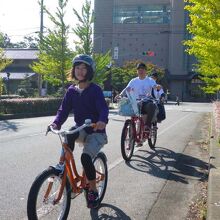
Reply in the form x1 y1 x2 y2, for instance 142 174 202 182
6 72 10 96
38 0 44 96
106 62 112 90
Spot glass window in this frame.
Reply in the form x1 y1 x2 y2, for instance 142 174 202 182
113 6 139 24
113 5 171 24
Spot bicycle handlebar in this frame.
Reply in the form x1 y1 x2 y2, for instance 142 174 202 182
46 119 95 136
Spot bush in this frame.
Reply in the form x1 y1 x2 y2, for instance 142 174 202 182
17 88 28 97
0 97 62 115
0 95 20 99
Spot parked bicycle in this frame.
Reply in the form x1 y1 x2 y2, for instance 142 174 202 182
119 97 158 161
27 119 108 220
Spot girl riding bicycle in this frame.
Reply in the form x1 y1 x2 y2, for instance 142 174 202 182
50 54 108 209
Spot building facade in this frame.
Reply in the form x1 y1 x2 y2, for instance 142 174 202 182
0 49 38 94
94 0 209 101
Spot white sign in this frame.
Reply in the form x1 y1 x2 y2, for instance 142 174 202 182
113 47 119 60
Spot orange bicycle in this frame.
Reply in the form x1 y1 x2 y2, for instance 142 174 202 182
120 99 158 161
27 119 108 220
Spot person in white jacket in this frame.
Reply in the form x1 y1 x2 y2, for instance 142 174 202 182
150 72 166 122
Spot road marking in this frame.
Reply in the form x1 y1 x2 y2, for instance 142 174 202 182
157 113 192 136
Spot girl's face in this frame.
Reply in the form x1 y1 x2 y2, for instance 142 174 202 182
74 63 87 81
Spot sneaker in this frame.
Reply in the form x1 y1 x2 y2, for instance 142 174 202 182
144 125 151 132
144 126 151 138
55 163 65 174
87 190 99 209
136 141 143 147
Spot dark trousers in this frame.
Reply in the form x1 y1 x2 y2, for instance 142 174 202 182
140 101 157 126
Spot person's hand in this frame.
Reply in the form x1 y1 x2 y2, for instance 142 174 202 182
46 123 58 135
47 123 58 132
114 94 122 102
94 121 106 131
160 96 165 103
50 123 58 129
156 84 162 90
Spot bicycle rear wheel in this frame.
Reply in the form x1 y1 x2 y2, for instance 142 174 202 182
27 167 71 220
148 122 157 149
121 119 135 161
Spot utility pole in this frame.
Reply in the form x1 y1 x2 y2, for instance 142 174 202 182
38 0 44 96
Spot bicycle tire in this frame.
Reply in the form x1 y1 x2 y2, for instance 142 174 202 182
27 167 71 220
93 152 108 203
148 122 157 149
121 119 135 161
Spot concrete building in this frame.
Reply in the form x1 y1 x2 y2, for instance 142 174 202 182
93 0 209 101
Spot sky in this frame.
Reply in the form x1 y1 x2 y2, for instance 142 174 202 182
0 0 88 44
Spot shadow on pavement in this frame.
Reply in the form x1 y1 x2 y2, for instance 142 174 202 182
90 203 131 220
0 120 19 132
125 147 212 184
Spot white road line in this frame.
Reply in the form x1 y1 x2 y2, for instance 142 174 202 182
157 113 192 136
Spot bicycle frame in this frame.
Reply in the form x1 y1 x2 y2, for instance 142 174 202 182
130 98 158 143
44 121 105 205
131 115 147 143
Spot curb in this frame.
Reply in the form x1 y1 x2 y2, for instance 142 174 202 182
0 112 56 120
207 111 220 220
0 108 119 121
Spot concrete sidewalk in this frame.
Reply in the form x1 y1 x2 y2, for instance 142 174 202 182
207 102 220 220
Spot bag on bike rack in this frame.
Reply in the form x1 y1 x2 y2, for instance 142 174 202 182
118 89 139 116
118 97 135 116
126 89 139 115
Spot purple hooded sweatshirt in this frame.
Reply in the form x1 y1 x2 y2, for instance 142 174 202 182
53 83 109 134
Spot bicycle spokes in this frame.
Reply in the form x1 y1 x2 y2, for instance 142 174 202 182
34 173 69 219
121 120 135 161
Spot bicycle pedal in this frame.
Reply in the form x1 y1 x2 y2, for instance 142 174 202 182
71 192 77 199
136 143 143 147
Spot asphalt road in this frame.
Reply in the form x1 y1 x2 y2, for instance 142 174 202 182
0 102 212 220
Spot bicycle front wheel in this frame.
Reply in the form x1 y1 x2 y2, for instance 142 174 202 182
27 167 71 220
121 119 135 161
148 123 157 149
93 152 108 203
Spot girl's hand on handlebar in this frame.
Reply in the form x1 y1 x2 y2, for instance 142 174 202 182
46 123 58 135
50 123 58 130
93 121 106 131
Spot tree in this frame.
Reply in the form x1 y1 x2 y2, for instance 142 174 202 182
72 0 112 88
93 52 111 86
184 0 220 93
0 31 38 48
111 60 165 92
31 0 74 95
0 48 12 95
0 32 13 48
72 0 94 55
12 36 39 49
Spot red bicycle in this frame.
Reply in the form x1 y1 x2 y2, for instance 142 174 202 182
120 100 158 161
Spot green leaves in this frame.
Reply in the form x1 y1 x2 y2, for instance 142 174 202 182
0 48 12 95
184 0 220 93
72 0 93 55
111 60 165 92
93 51 112 86
31 0 74 94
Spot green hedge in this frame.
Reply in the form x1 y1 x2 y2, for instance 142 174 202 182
0 95 21 99
0 98 62 115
